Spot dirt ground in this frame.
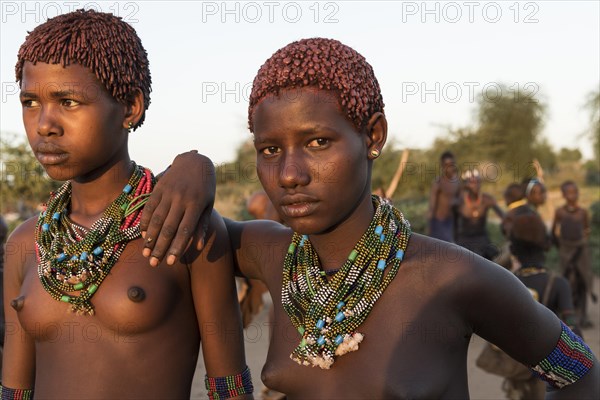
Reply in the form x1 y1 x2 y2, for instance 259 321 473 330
191 277 600 399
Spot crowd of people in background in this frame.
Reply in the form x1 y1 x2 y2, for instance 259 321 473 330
423 151 597 400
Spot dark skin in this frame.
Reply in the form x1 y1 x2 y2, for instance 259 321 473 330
427 156 460 230
140 149 217 268
221 88 598 398
2 62 249 399
247 190 283 223
551 184 590 243
458 177 504 221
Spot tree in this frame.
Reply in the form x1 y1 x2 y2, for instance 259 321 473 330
0 132 60 217
476 84 547 172
558 147 582 163
584 89 600 185
585 89 600 163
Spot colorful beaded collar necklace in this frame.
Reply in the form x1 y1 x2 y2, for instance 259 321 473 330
35 163 154 315
282 196 411 369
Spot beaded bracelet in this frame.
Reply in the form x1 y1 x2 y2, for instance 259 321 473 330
205 365 253 399
531 321 595 388
0 385 34 400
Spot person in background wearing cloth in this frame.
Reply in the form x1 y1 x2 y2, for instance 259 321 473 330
505 207 582 400
427 151 460 242
0 215 8 374
181 37 598 398
495 182 528 270
455 169 504 260
1 10 252 400
552 180 597 328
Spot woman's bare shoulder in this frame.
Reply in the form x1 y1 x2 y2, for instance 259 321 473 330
6 216 37 244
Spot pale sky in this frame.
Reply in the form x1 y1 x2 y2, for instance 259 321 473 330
1 0 599 172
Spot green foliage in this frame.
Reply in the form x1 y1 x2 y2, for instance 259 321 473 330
476 85 546 168
1 132 61 217
584 160 600 186
372 143 432 199
585 90 600 164
559 147 583 163
215 139 259 185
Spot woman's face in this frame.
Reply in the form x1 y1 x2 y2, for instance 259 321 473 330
252 88 373 235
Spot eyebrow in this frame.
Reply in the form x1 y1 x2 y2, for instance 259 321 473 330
20 89 85 99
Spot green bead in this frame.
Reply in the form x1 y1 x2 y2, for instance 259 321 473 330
87 284 98 294
60 295 71 303
298 326 305 335
74 282 84 290
288 243 297 254
348 249 358 262
300 338 307 348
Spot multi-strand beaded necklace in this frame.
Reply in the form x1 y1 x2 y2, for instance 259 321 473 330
282 196 411 369
35 163 154 315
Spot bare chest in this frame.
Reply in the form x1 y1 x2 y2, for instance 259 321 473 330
262 273 471 399
15 239 193 342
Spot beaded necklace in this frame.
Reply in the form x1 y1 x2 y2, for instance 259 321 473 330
281 196 411 369
35 163 154 315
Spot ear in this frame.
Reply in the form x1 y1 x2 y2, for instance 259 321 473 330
365 112 388 160
122 89 145 131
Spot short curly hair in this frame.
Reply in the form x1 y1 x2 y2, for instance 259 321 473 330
248 38 384 132
15 9 151 130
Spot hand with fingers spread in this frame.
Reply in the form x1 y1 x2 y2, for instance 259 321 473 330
140 150 216 267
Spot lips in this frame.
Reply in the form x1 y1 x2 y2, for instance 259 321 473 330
35 142 68 165
279 194 318 218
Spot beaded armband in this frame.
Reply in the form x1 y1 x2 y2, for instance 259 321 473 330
530 321 595 388
0 385 34 400
205 365 253 399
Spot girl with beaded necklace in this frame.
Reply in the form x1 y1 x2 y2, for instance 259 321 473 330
196 38 598 398
1 10 252 400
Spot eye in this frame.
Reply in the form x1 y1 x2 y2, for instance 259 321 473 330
21 99 39 108
307 138 329 148
261 146 280 156
62 99 80 107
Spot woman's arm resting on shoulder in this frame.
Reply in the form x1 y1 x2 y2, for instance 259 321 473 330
224 217 289 282
187 211 253 400
460 258 599 399
140 151 216 267
2 223 36 391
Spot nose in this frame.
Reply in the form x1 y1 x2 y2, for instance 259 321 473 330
278 151 310 189
37 104 63 137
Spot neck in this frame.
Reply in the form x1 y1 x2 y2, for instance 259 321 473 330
309 193 375 270
467 191 479 200
69 158 133 227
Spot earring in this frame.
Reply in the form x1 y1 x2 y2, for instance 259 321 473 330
370 149 380 158
127 122 134 132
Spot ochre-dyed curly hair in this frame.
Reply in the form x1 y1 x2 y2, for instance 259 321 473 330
15 9 151 130
248 38 384 132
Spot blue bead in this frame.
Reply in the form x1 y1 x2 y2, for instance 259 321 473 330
336 301 345 310
123 184 132 194
335 312 345 322
377 259 386 270
396 249 405 260
335 335 344 345
300 235 307 247
374 225 383 235
380 234 386 243
316 319 325 329
80 252 88 261
70 255 78 261
93 247 103 256
317 336 326 346
57 253 67 262
42 223 50 231
52 212 60 220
